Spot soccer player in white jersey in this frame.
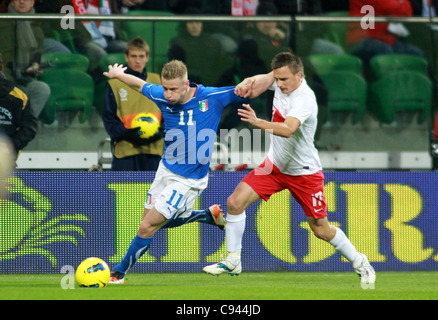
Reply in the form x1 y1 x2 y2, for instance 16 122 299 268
103 60 251 284
203 52 376 287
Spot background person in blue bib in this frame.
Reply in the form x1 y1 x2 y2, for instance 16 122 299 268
103 60 249 283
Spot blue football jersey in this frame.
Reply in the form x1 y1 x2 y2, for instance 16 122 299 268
142 82 247 179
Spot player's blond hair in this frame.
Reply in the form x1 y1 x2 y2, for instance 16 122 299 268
161 60 188 83
271 52 305 77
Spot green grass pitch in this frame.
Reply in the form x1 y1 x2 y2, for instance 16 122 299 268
0 272 437 301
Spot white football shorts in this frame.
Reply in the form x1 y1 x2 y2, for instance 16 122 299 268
144 161 209 220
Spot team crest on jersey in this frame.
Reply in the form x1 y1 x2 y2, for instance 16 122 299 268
146 193 152 205
119 88 128 101
199 99 208 112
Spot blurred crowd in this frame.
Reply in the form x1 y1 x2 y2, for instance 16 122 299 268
0 0 435 166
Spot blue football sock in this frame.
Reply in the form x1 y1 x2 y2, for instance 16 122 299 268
163 209 213 228
113 235 152 275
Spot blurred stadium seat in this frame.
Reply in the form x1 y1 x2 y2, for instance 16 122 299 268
119 10 178 72
308 54 363 74
370 54 429 79
94 53 127 115
318 71 367 124
39 69 94 125
48 29 79 54
368 70 432 125
322 11 349 50
309 54 366 124
41 53 90 72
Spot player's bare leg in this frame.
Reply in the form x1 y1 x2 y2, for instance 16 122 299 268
110 207 168 284
305 216 336 242
307 216 376 287
203 182 259 276
227 181 261 215
138 207 168 238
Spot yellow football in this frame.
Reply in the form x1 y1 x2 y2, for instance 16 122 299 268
131 112 160 138
75 257 110 288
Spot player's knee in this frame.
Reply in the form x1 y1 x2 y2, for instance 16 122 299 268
138 221 154 238
311 226 330 241
227 194 244 215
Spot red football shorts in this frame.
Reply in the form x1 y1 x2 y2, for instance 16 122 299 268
242 158 327 219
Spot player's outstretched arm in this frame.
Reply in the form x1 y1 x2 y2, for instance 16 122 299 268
238 104 300 138
103 63 146 92
234 72 274 99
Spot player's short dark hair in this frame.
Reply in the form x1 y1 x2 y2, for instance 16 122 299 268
125 37 150 56
271 52 305 77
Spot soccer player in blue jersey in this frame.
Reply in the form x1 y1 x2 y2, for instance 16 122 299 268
103 60 249 283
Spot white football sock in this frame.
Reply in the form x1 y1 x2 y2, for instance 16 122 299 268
225 212 246 255
329 227 364 268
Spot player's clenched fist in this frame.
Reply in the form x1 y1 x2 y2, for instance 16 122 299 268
234 77 256 98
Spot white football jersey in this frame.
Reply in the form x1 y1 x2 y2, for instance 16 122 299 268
267 78 322 176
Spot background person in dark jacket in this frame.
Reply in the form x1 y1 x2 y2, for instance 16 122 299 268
0 53 37 161
167 6 231 86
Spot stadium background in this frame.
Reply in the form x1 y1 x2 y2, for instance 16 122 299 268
1 10 438 276
1 171 437 273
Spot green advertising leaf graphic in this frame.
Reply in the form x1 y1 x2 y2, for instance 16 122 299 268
0 177 89 267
